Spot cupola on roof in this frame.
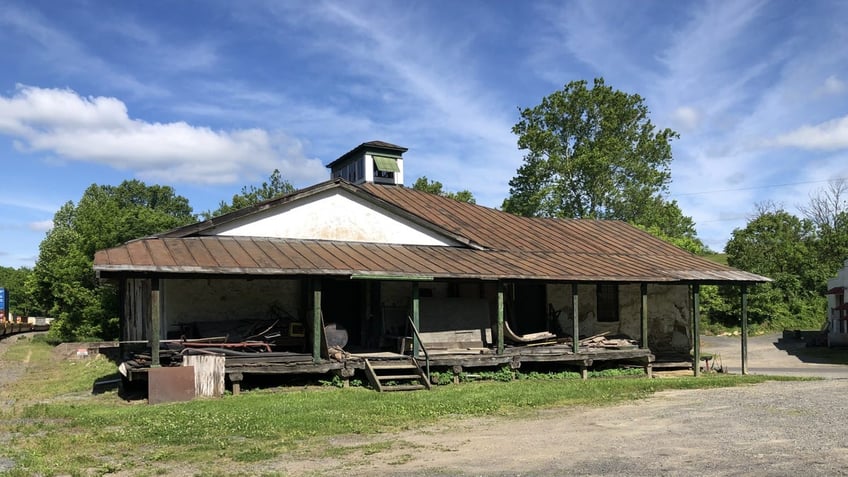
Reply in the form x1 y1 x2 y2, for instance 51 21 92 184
326 141 407 186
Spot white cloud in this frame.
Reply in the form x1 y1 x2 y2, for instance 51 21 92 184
0 85 327 185
670 106 701 133
0 197 60 214
773 115 848 150
224 2 524 206
818 75 846 96
27 220 52 232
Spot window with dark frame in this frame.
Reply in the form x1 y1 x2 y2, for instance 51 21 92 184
596 284 619 322
373 155 399 180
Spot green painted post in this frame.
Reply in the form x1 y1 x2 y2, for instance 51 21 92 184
741 284 749 375
641 283 649 350
572 283 579 354
692 284 701 377
150 278 160 368
412 282 420 358
312 278 322 363
497 283 504 355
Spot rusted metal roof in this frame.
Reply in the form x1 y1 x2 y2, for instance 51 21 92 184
360 183 688 253
93 180 770 283
95 236 767 283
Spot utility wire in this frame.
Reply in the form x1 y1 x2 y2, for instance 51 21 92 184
673 177 848 197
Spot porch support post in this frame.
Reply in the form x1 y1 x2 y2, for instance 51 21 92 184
741 284 749 375
497 282 504 355
412 282 420 358
150 278 160 368
364 281 372 348
692 284 701 377
312 278 322 363
572 283 580 354
640 283 649 350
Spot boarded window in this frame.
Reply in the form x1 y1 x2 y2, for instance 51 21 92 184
596 284 619 322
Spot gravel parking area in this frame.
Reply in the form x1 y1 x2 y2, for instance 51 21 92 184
2 333 846 476
318 380 847 477
280 334 848 476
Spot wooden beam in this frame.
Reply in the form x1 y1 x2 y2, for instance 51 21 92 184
150 278 160 368
692 284 701 377
497 283 505 355
572 283 579 354
312 278 322 363
350 274 434 281
741 284 749 375
412 282 420 358
364 281 371 348
640 282 648 350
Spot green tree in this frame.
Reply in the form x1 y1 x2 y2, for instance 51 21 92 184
503 78 695 244
203 169 295 218
724 204 825 330
31 181 195 341
800 179 848 285
0 266 42 317
412 176 476 204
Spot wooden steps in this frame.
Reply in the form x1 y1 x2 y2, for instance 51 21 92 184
364 358 431 392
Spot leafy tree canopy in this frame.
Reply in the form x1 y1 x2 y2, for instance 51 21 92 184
723 203 824 330
31 180 195 341
503 78 698 245
0 266 42 317
800 179 848 277
203 169 295 219
725 205 815 279
412 176 476 204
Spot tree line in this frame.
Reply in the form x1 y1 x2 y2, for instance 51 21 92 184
1 77 844 341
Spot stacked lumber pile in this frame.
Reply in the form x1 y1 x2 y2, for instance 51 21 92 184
580 332 639 350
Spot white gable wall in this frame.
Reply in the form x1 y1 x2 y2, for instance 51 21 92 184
204 188 459 246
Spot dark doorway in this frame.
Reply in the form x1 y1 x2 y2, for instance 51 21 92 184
321 279 364 348
511 282 547 334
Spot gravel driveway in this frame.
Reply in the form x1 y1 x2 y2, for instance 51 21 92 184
701 332 848 379
319 380 848 477
280 334 848 476
2 333 847 476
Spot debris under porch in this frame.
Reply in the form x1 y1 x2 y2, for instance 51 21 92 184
231 341 654 392
119 336 654 396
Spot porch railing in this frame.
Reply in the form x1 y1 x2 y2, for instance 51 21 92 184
406 315 430 384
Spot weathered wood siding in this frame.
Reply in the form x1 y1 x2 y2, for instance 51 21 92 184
123 278 151 341
183 355 225 398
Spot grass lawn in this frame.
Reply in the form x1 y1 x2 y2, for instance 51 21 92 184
0 337 807 477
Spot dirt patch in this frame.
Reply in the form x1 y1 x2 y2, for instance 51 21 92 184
261 380 848 476
3 334 847 476
0 333 36 392
250 335 848 476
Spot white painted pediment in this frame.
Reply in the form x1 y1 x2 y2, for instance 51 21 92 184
203 188 460 246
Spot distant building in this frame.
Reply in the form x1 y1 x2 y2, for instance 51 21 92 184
826 259 848 347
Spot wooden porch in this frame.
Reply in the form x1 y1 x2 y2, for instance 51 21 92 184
122 339 654 395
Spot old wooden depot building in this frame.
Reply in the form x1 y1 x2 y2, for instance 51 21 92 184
94 141 768 392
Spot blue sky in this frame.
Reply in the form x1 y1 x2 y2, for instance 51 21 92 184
1 0 848 268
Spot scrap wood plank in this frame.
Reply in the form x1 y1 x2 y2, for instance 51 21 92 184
579 331 611 345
